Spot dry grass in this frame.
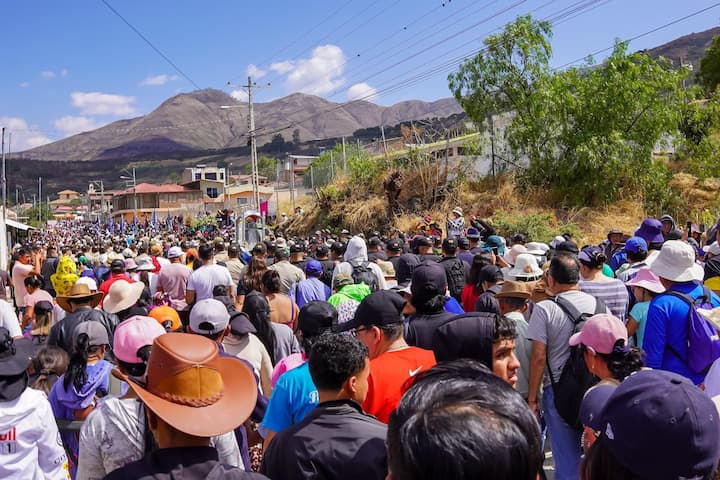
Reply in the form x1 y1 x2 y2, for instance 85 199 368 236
340 196 390 233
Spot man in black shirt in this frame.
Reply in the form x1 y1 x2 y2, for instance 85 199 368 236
261 333 387 480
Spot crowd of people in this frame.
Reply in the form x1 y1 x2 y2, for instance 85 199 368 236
1 208 720 479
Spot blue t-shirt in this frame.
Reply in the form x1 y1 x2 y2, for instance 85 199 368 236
261 362 318 433
444 296 465 314
644 282 720 385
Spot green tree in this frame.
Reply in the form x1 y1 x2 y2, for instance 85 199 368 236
269 134 288 153
449 15 688 206
677 89 720 178
698 35 720 94
21 203 53 228
292 128 301 145
257 156 278 181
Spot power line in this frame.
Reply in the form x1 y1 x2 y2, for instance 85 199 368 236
554 1 720 70
100 0 203 90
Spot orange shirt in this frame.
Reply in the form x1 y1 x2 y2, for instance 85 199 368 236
363 346 437 423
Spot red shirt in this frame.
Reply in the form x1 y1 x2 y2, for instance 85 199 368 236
363 346 436 423
461 284 480 312
98 273 134 298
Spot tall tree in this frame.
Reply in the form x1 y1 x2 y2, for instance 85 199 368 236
449 15 688 206
292 128 301 145
698 35 720 94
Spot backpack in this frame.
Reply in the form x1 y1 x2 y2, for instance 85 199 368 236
664 287 720 374
546 295 606 429
351 261 379 292
439 257 466 302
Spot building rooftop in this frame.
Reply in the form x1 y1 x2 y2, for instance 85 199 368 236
120 183 196 194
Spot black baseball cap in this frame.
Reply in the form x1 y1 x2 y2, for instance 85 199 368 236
414 236 433 248
315 244 329 256
110 258 126 272
386 239 402 252
368 236 382 247
297 301 338 338
442 238 458 252
290 243 305 253
457 237 470 249
340 290 405 332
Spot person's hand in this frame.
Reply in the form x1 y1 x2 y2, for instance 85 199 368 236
527 399 539 417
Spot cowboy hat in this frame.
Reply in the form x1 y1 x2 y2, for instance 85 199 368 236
56 282 104 313
495 280 531 299
102 280 145 314
0 327 34 401
128 333 257 437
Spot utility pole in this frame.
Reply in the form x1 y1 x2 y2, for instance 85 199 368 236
342 137 347 172
38 177 42 225
330 151 334 179
380 125 388 158
0 128 6 271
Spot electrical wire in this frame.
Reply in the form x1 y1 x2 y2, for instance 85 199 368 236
100 0 202 91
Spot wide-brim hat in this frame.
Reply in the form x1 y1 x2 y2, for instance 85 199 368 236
452 207 463 216
103 280 145 314
495 280 531 299
128 333 257 437
0 328 34 401
57 282 104 313
508 253 543 279
650 240 704 283
625 267 665 294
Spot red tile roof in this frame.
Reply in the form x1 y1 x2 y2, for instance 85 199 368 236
121 183 195 194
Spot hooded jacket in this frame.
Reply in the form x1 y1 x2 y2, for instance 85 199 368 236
0 387 70 479
331 237 387 291
327 283 372 308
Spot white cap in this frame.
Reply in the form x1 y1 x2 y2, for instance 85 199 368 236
167 246 183 258
189 299 230 335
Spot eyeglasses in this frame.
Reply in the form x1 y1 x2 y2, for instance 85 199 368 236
351 327 369 337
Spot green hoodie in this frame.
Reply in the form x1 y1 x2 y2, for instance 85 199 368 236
327 283 371 308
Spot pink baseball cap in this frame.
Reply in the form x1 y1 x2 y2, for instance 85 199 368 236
569 313 628 354
625 267 665 294
113 315 167 364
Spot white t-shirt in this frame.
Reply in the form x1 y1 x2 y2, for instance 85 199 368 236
0 388 70 480
186 264 233 301
11 262 33 307
0 300 21 337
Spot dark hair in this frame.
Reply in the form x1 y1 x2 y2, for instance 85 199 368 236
498 296 528 311
117 345 152 378
213 285 229 297
17 247 31 257
198 244 214 261
63 333 104 392
139 271 150 289
494 315 518 342
243 257 268 293
24 274 45 290
387 359 543 480
411 293 447 314
379 322 404 342
626 250 648 263
262 270 282 294
579 250 608 270
308 333 368 391
466 254 493 293
581 435 642 480
548 253 580 285
31 346 69 395
275 248 289 260
589 340 645 381
242 291 277 364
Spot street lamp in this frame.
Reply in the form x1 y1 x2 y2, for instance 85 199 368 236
120 167 137 222
89 180 106 223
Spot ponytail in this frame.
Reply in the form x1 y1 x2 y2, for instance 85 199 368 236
602 339 645 381
64 333 100 391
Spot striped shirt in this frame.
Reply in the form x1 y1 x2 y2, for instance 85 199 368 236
579 279 630 322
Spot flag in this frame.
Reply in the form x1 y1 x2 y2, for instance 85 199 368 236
152 210 158 232
120 218 127 234
260 200 269 218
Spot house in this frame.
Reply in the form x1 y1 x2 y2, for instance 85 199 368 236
111 183 203 222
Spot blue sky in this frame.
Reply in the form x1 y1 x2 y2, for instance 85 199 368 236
2 0 718 151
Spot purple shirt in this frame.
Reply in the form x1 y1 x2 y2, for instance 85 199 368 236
289 277 331 309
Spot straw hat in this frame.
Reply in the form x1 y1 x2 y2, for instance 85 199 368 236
102 280 145 314
56 283 104 313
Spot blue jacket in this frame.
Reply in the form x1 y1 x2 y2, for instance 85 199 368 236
644 282 720 385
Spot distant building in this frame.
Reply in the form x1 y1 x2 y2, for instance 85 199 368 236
111 183 203 222
224 174 274 209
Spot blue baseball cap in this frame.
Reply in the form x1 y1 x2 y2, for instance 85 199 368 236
305 259 322 275
482 235 505 255
623 236 647 254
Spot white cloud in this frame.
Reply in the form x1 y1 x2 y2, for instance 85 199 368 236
60 68 69 77
247 64 267 79
0 117 53 150
139 74 179 86
40 70 56 78
71 92 137 116
19 82 29 88
283 45 346 95
347 82 379 102
230 90 248 102
53 116 103 136
270 61 294 74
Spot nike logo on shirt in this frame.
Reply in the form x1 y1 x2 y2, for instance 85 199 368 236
409 366 423 377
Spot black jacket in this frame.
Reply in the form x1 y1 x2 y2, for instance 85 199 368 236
104 446 267 480
260 400 387 480
405 310 456 350
48 306 118 355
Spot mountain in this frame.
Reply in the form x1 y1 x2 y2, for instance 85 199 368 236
647 26 720 68
22 90 462 161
